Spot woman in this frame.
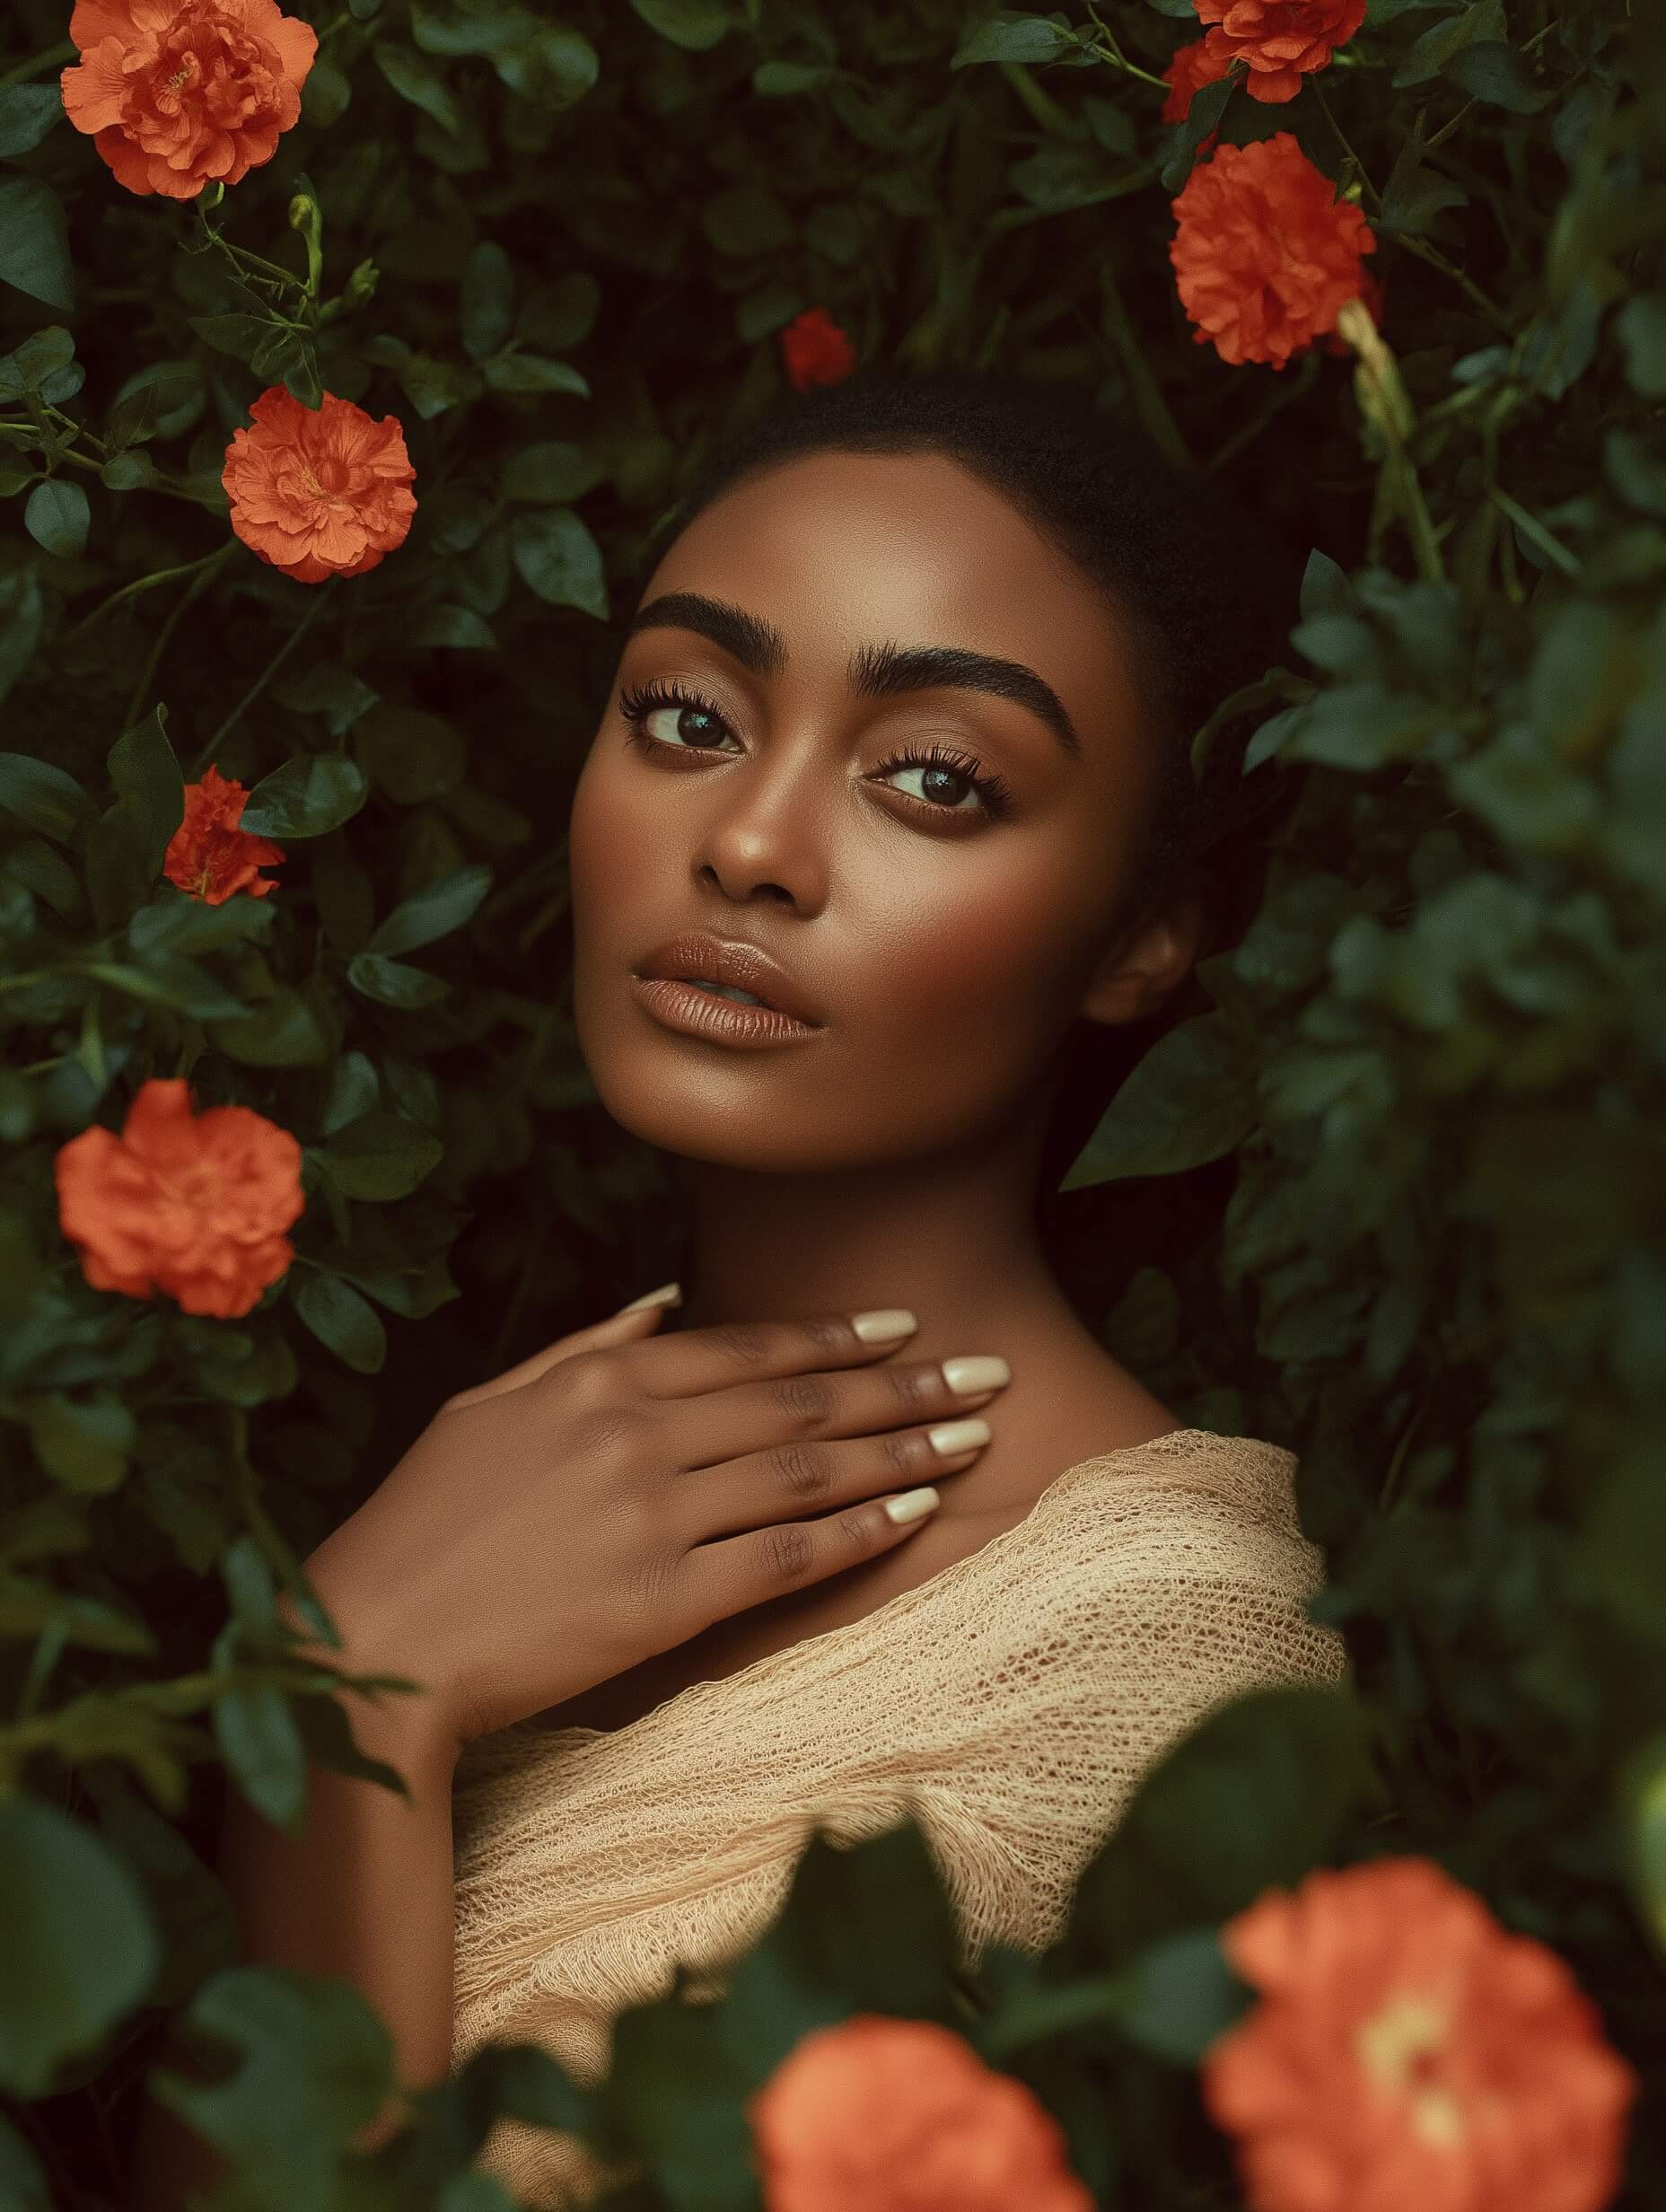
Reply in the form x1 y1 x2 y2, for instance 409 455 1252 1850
136 370 1348 2208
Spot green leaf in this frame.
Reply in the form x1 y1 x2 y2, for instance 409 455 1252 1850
239 755 368 838
346 952 452 1007
301 54 352 124
0 177 73 314
0 86 65 159
108 705 185 878
355 704 468 803
408 603 499 648
0 326 78 402
1065 1689 1378 1962
294 1272 389 1372
1061 1014 1254 1189
0 1793 159 2096
374 40 462 131
511 507 608 618
630 0 732 47
29 1391 137 1494
0 2117 49 2211
207 986 330 1066
188 312 281 364
1441 39 1549 110
1160 73 1235 193
752 61 830 94
0 573 42 705
701 181 794 258
100 450 154 491
0 752 94 842
366 862 492 954
1391 0 1506 87
318 1110 444 1200
23 478 88 559
951 16 1079 66
460 240 516 362
150 1968 395 2190
481 348 588 395
106 361 204 448
1616 295 1666 399
497 439 606 504
215 1686 308 1828
129 887 276 958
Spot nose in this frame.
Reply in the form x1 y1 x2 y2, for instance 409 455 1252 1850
692 737 830 910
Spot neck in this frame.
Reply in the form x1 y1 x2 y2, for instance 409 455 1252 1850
667 1093 1091 1367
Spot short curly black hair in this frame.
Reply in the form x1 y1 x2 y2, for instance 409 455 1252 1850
629 367 1306 1213
635 365 1304 939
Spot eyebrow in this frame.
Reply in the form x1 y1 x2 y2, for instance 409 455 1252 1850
624 590 1082 759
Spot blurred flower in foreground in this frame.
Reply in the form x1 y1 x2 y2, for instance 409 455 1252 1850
1202 1856 1640 2212
222 386 417 584
59 0 317 198
747 2013 1093 2211
55 1078 305 1320
1196 0 1365 104
163 764 285 904
779 307 856 391
1170 132 1377 369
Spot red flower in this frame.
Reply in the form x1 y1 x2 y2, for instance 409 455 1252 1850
747 2014 1094 2212
162 764 285 904
1162 36 1234 124
1169 132 1377 369
1197 0 1366 104
222 387 417 584
55 1078 305 1320
779 308 857 392
59 0 316 200
1201 1857 1640 2212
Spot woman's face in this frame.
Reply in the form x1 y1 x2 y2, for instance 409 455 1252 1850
567 448 1195 1174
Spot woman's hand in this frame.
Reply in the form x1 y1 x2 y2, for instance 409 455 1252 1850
292 1290 1010 1754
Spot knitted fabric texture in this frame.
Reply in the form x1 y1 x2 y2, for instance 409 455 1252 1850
449 1427 1351 2204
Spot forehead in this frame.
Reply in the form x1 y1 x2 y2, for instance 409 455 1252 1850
642 449 1144 740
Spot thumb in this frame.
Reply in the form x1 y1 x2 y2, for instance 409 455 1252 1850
441 1283 681 1410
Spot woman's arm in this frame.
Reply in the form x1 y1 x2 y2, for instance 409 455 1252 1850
129 1602 462 2210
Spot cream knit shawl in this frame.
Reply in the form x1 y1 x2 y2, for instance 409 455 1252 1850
449 1427 1350 2205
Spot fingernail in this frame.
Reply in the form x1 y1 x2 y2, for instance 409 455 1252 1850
851 1308 917 1343
929 1418 990 1457
622 1281 681 1312
941 1356 1010 1396
884 1485 940 1525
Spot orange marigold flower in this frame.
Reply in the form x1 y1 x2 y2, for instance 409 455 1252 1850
163 763 285 904
222 386 417 585
59 0 316 201
1201 1856 1641 2212
1197 0 1365 104
779 307 857 392
747 2014 1094 2212
1169 132 1377 370
1162 35 1233 124
55 1077 305 1321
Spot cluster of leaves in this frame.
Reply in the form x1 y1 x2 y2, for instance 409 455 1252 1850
1 0 1662 2206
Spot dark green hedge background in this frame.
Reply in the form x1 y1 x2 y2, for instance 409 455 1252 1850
2 0 1663 2205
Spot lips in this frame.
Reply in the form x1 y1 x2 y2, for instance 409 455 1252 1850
636 933 822 1025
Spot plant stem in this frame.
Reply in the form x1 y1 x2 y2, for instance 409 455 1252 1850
123 545 238 727
999 60 1081 137
65 543 231 641
190 582 335 774
1099 260 1192 470
1397 234 1514 332
1311 80 1380 206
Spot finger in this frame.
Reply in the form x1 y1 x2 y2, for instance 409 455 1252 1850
443 1286 680 1411
628 1307 923 1407
698 1416 993 1536
672 1347 1010 1474
683 1485 949 1629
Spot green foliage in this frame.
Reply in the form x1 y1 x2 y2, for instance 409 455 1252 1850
1 0 1663 2204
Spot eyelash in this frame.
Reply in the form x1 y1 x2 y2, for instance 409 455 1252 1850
616 679 1015 826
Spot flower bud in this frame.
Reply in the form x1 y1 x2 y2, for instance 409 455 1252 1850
345 258 380 308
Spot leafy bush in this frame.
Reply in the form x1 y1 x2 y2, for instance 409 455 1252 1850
2 0 1662 2205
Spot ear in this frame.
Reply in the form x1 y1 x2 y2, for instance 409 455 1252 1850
1075 872 1212 1031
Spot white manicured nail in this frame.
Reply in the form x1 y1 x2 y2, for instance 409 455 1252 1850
622 1281 681 1312
852 1308 917 1343
884 1486 941 1525
929 1418 990 1457
942 1356 1010 1395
